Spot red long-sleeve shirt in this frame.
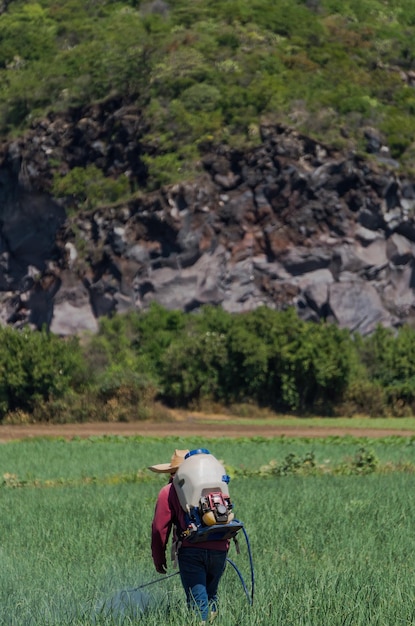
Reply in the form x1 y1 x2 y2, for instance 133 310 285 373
151 481 229 570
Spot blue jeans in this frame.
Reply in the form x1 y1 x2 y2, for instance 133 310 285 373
178 547 227 621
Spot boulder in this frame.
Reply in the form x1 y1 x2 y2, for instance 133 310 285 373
328 281 392 334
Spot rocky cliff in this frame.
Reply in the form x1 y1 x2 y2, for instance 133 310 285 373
1 95 415 336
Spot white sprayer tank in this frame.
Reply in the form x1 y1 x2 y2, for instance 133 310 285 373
173 449 230 512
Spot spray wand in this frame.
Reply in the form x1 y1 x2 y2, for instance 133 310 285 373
128 571 180 591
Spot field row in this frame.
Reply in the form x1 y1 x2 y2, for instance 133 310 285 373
2 434 415 483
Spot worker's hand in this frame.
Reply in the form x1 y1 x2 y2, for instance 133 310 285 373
155 562 167 574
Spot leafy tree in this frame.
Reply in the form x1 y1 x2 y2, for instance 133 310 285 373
0 3 57 67
223 320 269 402
240 307 352 411
353 324 415 413
131 303 187 371
160 327 229 406
180 83 221 112
0 327 85 419
86 314 138 373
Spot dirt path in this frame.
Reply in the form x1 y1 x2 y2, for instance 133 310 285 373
1 415 414 441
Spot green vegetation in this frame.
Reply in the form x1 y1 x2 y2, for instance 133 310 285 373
5 305 415 421
2 437 415 624
2 0 415 193
51 164 131 212
0 326 86 417
5 434 415 483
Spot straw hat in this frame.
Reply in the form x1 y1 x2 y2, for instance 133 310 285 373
148 449 189 474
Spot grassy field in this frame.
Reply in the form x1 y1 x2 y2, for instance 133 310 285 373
188 415 415 431
2 434 415 482
2 436 415 625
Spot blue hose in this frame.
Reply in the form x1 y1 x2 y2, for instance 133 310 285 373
226 557 251 605
226 522 255 606
243 524 255 605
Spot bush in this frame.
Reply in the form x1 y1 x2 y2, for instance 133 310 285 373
0 3 57 67
238 307 353 412
160 328 229 407
0 327 86 420
52 165 130 212
180 83 221 112
339 379 387 417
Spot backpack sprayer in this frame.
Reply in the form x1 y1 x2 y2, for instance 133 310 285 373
173 449 245 543
132 449 254 605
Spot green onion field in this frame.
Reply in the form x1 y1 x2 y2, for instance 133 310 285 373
2 435 415 625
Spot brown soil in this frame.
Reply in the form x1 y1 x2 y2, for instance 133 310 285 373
0 411 414 441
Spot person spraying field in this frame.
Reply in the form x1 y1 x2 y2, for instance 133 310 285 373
149 448 246 624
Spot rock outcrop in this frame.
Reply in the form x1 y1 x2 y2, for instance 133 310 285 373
1 96 415 335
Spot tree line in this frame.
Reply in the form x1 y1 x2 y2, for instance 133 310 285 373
1 304 415 422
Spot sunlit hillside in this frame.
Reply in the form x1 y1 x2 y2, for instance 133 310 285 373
1 0 415 187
